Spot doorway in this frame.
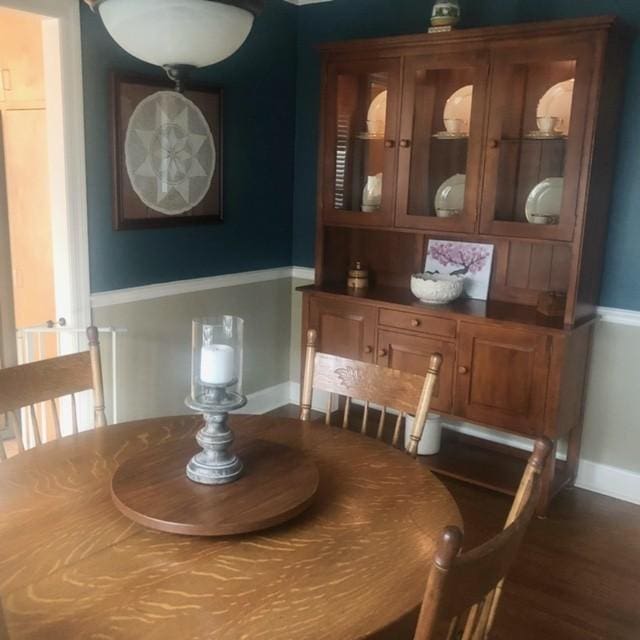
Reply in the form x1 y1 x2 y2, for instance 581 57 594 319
0 0 90 446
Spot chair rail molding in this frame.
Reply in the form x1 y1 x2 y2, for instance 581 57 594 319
597 306 640 327
90 267 296 308
285 0 333 5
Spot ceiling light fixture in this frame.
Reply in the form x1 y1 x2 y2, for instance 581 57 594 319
85 0 264 91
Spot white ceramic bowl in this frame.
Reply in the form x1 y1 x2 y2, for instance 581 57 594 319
410 273 464 304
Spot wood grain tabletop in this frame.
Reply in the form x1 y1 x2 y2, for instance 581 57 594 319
0 414 462 640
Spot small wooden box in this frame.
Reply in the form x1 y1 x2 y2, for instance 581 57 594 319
537 291 567 317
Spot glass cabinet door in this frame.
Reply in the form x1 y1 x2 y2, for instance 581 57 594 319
322 59 401 226
395 52 489 232
479 40 593 240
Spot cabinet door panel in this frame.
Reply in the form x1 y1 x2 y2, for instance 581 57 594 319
479 37 594 241
455 323 550 434
308 298 376 363
322 58 402 227
377 329 455 413
0 10 45 107
395 50 489 232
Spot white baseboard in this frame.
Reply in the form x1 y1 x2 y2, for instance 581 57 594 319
575 460 640 505
247 380 640 506
242 382 293 415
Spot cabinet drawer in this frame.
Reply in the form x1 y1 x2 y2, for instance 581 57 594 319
379 309 456 339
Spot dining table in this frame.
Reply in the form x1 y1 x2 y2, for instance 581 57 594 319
0 413 462 639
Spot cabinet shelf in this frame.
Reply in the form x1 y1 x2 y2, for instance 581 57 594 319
501 136 568 142
418 429 571 497
354 133 385 141
431 134 469 141
318 404 572 498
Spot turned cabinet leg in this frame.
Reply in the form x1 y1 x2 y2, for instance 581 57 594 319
536 439 557 518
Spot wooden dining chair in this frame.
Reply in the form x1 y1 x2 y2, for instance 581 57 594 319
300 329 442 454
413 437 552 640
0 326 106 459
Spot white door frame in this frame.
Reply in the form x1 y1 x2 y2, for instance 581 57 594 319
0 0 91 344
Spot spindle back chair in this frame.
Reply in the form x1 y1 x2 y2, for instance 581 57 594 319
413 438 552 640
300 329 442 454
0 326 106 459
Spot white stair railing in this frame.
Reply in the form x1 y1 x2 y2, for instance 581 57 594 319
14 323 126 445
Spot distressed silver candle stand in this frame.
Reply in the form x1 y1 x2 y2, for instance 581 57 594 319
184 381 247 485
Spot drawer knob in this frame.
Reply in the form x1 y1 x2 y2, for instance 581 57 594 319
458 366 469 375
400 139 411 148
384 139 395 149
488 138 499 149
411 318 421 328
364 345 373 354
378 348 388 358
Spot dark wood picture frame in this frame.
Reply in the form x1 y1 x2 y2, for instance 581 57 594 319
110 73 223 230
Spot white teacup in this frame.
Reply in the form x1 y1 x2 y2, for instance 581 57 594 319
536 116 560 134
444 118 465 134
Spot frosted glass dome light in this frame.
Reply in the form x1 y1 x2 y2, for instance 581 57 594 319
86 0 263 88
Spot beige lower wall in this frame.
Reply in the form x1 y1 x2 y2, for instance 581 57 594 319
287 277 640 475
581 321 640 471
93 272 639 477
93 278 292 422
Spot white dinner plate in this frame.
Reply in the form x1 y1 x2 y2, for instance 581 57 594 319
367 90 387 136
435 174 466 216
537 79 574 136
443 85 473 134
525 178 564 224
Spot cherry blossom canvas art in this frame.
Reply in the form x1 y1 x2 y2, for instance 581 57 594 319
425 240 494 300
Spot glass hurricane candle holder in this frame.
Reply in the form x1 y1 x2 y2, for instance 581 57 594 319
185 316 247 485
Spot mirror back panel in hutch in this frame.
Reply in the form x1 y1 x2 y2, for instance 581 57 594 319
300 16 631 514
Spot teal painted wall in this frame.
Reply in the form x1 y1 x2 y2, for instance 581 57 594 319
81 0 298 293
291 0 640 310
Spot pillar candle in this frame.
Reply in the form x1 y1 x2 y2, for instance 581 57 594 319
200 344 235 385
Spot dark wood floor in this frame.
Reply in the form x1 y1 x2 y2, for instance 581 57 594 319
269 405 640 640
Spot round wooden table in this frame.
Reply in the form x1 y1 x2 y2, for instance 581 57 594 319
0 415 462 639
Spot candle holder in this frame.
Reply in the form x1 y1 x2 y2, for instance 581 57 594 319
185 316 246 485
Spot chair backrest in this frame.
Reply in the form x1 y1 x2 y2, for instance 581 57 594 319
413 438 552 640
300 329 442 452
0 326 106 459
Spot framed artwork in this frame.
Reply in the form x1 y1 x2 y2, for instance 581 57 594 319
425 240 494 300
110 73 222 230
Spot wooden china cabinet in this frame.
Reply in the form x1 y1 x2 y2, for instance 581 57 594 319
299 16 631 514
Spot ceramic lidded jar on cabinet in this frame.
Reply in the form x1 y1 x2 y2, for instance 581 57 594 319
431 1 460 28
